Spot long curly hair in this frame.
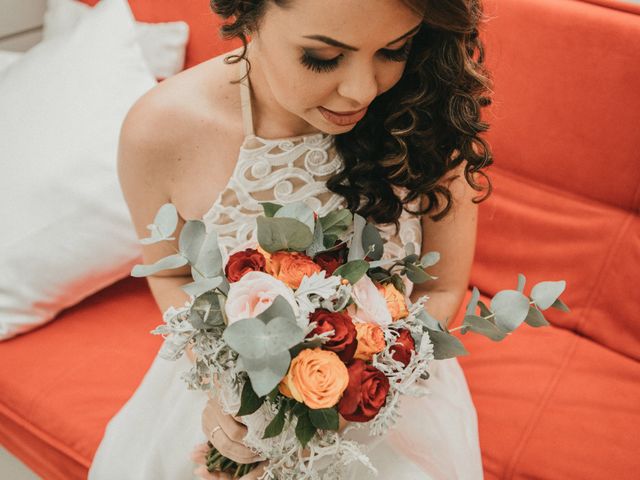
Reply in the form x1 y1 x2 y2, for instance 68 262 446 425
210 0 493 226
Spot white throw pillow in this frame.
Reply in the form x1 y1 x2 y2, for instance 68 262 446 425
0 51 23 72
43 0 189 79
0 0 155 340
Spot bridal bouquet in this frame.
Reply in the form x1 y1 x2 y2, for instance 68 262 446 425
131 201 569 479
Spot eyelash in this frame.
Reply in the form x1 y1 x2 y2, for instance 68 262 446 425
300 41 412 74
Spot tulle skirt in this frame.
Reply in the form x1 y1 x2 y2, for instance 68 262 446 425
89 351 483 480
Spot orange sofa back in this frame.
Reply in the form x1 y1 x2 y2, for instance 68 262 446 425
470 0 640 360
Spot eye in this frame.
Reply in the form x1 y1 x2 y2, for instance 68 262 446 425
379 41 412 62
299 39 413 74
300 50 342 73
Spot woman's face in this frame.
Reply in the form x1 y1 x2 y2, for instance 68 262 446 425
247 0 424 136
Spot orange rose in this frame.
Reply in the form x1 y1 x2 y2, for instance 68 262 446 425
377 283 409 321
354 323 386 361
268 251 322 289
278 348 349 409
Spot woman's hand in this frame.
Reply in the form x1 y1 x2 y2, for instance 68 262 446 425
201 393 263 464
192 441 266 479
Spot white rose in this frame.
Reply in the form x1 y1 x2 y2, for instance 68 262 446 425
224 271 298 324
350 275 392 326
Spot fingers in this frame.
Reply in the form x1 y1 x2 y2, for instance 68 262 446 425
210 427 262 463
206 397 249 443
194 465 231 480
240 461 267 479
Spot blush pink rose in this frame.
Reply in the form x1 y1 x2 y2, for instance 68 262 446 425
224 271 298 324
350 275 392 326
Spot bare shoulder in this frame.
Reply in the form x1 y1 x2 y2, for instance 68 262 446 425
118 48 245 209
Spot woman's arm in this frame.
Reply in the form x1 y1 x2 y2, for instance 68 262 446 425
410 162 479 328
117 94 198 362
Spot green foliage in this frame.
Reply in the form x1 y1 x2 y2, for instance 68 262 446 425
333 260 369 284
237 380 264 417
237 352 292 397
295 411 317 448
531 280 566 310
131 253 188 277
257 216 314 252
490 290 530 332
426 329 469 359
524 305 550 327
347 214 367 261
462 314 507 341
140 203 178 244
306 220 325 258
274 201 315 232
263 401 289 439
319 209 352 238
189 292 225 330
181 277 222 297
309 408 339 431
260 202 283 217
421 251 440 268
362 223 384 261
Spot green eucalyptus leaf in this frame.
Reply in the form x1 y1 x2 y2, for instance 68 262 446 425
516 273 526 293
403 253 420 265
465 287 480 316
237 380 264 417
274 201 315 232
362 223 384 260
478 300 492 317
348 214 367 261
306 220 325 258
295 411 317 448
189 292 224 329
179 220 206 264
416 309 444 332
421 251 440 268
195 230 223 278
406 264 436 284
131 254 188 277
292 402 308 418
390 274 405 295
181 277 223 297
319 209 352 237
309 408 339 431
261 202 283 217
404 243 416 256
223 316 304 359
240 351 291 397
257 216 314 252
463 314 507 341
263 403 288 439
531 280 566 310
257 295 296 323
154 203 179 237
426 329 469 359
551 297 571 312
490 290 530 332
524 305 550 327
333 260 369 284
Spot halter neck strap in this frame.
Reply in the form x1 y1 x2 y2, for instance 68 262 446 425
239 57 255 137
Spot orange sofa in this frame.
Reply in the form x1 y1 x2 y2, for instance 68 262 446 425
1 0 639 479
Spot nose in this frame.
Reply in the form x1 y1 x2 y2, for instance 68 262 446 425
336 60 379 109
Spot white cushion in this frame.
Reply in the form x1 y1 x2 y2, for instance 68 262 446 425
0 0 156 340
43 0 189 79
0 51 22 72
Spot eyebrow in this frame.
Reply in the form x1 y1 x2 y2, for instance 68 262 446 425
302 23 422 51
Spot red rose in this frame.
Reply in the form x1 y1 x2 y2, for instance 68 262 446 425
338 360 390 422
224 248 267 282
313 243 347 275
308 309 358 362
390 329 416 367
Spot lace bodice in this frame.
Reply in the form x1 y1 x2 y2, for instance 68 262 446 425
202 57 422 262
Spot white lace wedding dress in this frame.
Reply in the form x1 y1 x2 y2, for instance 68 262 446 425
88 58 483 480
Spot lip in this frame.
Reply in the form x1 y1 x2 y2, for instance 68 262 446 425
318 106 368 126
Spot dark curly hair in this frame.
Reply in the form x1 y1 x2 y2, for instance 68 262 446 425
210 0 493 226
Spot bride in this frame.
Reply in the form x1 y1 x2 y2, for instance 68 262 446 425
88 0 492 478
